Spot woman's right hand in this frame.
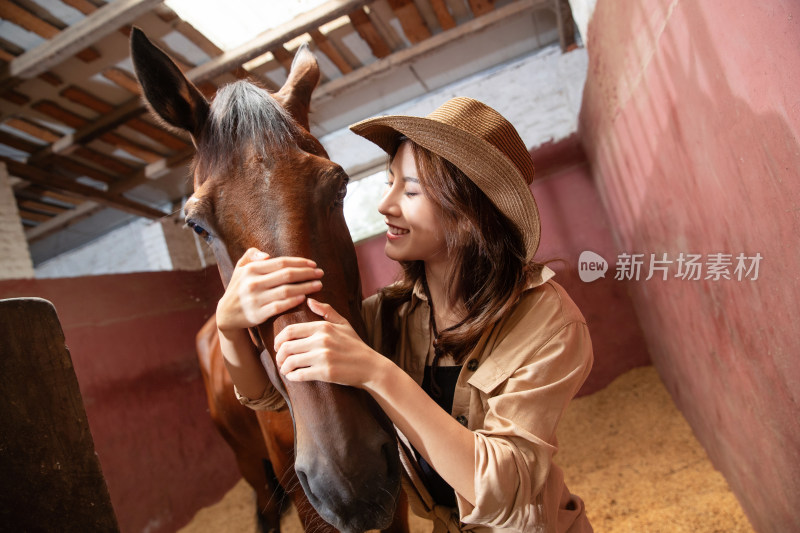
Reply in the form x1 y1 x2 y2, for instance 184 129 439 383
216 248 324 334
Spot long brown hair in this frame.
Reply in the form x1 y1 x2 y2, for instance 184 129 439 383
379 138 543 364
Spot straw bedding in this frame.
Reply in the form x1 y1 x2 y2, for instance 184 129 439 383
179 366 753 533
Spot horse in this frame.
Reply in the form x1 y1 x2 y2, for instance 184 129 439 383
130 28 404 532
196 317 408 533
194 315 289 532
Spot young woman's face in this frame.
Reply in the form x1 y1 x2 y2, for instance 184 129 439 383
378 142 449 265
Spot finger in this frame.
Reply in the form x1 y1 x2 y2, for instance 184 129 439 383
237 247 269 267
256 279 322 308
278 350 319 375
245 259 321 279
307 298 347 325
274 336 309 367
283 366 318 382
274 321 327 350
256 266 324 290
261 294 307 322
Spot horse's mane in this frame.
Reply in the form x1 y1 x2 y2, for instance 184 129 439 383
194 80 302 177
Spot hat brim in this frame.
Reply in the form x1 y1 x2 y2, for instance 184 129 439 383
350 115 540 260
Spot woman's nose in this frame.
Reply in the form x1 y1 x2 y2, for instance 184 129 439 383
377 185 400 217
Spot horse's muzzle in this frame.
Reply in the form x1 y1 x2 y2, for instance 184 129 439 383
292 388 402 532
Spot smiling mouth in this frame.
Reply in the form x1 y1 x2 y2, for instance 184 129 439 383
387 224 409 236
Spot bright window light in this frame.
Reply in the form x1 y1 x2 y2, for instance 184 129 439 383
343 170 387 243
164 0 328 51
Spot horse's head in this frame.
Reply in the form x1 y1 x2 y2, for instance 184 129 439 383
130 28 400 531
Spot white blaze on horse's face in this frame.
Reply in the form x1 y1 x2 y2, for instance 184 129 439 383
131 28 401 531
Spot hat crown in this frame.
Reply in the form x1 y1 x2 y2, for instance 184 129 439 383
427 97 535 185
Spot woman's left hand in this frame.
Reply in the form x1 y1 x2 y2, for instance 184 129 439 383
274 298 386 388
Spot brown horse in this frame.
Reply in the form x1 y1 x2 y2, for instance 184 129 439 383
130 28 403 532
196 316 408 533
195 315 289 532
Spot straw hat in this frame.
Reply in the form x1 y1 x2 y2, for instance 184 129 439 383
349 97 540 260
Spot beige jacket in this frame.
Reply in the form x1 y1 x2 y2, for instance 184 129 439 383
360 266 593 533
238 266 593 532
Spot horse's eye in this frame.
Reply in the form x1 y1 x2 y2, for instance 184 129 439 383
186 220 212 242
334 181 348 207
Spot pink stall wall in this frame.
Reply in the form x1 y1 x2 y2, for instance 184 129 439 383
579 0 800 531
0 270 230 533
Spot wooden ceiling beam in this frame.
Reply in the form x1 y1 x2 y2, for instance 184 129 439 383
0 89 29 105
24 99 168 163
0 2 61 39
101 67 141 95
18 199 70 216
108 148 195 196
31 100 90 129
187 0 373 82
25 201 101 242
309 29 354 74
1 157 166 220
269 46 296 74
0 122 128 186
315 0 546 102
554 0 577 52
386 0 432 44
0 0 163 86
15 0 372 180
5 117 61 143
348 7 392 58
468 0 496 17
17 186 80 207
47 155 117 185
0 128 42 153
30 95 187 162
430 0 457 31
0 2 99 68
60 0 99 16
100 132 166 164
18 208 52 223
70 148 137 176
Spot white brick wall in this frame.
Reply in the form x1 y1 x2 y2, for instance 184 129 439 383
0 163 34 280
35 218 173 278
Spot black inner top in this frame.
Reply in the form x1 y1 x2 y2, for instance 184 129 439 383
413 364 463 508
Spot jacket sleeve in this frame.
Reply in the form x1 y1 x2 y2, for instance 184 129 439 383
457 321 593 530
234 384 286 411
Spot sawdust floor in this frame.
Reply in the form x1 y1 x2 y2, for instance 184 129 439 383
179 366 754 533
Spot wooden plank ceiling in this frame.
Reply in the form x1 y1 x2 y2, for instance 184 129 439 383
0 0 575 245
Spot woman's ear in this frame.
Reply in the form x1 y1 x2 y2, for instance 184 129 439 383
130 26 209 138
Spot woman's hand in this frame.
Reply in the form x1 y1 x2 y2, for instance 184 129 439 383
216 248 324 334
274 299 389 389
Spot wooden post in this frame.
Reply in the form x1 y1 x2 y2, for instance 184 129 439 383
0 298 119 531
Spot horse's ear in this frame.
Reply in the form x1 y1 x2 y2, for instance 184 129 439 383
274 44 320 131
130 27 209 138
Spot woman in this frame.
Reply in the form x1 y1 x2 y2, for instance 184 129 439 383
216 97 593 532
